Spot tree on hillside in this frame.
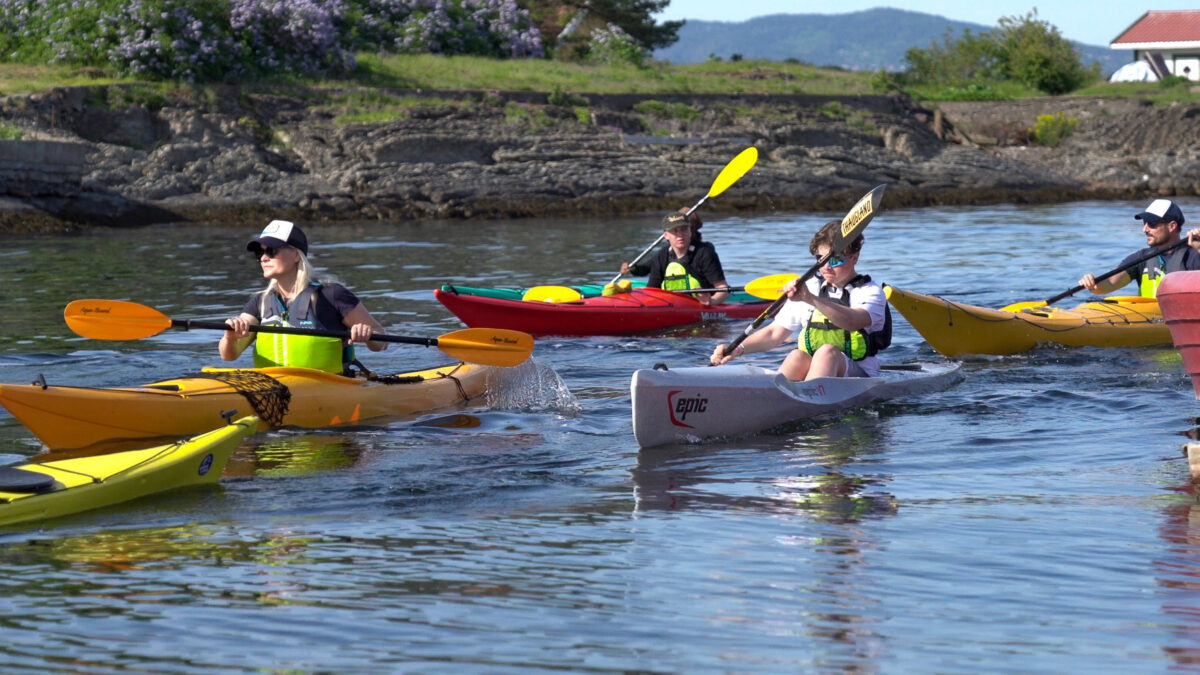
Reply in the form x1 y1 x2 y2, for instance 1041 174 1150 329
523 1 682 53
994 11 1097 95
901 10 1098 95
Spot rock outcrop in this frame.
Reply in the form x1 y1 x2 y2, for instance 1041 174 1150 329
0 85 1195 232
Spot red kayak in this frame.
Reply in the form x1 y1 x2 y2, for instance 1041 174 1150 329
1158 271 1200 397
434 285 770 336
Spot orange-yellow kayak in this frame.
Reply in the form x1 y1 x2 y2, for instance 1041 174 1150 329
0 363 494 451
885 286 1170 356
0 416 256 527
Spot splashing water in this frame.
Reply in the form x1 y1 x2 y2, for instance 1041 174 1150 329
485 359 581 414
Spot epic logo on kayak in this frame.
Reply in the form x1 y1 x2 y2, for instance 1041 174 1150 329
667 390 708 428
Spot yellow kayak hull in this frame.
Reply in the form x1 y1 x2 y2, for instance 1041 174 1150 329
885 286 1170 356
0 416 257 527
0 363 494 451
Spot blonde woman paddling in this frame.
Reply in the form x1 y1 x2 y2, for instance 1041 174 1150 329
220 220 387 375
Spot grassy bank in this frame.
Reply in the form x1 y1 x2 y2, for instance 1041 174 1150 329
0 55 1196 105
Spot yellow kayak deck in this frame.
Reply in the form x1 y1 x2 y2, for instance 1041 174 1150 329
0 363 494 451
0 416 256 527
885 286 1170 356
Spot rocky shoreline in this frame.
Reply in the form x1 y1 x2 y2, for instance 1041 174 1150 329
1 85 1196 233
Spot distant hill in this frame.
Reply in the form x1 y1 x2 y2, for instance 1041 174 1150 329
653 8 1127 76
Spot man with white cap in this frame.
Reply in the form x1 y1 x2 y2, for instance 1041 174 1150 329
1079 199 1200 298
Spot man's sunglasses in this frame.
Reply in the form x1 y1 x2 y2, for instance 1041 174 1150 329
816 254 846 268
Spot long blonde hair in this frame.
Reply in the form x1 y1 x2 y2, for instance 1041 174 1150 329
257 250 317 318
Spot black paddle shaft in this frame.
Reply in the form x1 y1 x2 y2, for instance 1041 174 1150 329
175 319 439 347
720 184 886 358
1045 238 1191 306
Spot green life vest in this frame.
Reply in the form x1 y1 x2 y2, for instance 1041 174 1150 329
662 260 701 291
253 284 347 374
799 276 891 361
1139 255 1166 298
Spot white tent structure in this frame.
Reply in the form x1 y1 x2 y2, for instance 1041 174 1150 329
1109 60 1161 82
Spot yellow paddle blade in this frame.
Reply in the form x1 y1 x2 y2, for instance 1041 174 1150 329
436 328 534 367
708 146 758 198
999 300 1048 312
744 274 800 300
64 299 173 340
522 286 582 303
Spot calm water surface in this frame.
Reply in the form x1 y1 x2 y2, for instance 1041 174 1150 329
3 199 1200 672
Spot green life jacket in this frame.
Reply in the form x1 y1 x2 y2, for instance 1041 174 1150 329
253 284 347 374
662 260 701 291
1139 255 1166 298
799 276 892 361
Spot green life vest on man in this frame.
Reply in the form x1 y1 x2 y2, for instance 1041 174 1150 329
1138 255 1167 298
662 261 701 291
798 276 891 361
253 284 347 374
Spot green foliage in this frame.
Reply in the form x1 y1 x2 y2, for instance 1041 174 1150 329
1160 75 1190 89
902 11 1098 95
573 106 592 124
820 101 850 118
1029 112 1078 147
0 122 23 140
633 100 700 120
586 25 647 67
504 102 551 129
903 28 1003 85
995 12 1097 95
547 86 589 107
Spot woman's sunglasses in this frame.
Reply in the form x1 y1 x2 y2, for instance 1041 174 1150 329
250 245 285 259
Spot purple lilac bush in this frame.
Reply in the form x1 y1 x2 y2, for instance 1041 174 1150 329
0 0 543 82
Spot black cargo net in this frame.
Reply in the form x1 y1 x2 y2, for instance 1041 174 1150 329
185 370 292 427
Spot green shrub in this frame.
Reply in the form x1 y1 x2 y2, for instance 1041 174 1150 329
0 122 23 140
1029 112 1078 147
547 86 589 107
633 100 699 120
587 25 645 67
1160 75 1190 89
820 101 850 118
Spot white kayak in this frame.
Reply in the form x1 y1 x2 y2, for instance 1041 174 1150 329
631 362 963 448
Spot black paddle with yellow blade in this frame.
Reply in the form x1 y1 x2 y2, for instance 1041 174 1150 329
999 238 1192 312
610 146 759 287
63 299 534 367
720 184 887 359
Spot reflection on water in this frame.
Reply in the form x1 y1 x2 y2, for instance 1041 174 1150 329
632 414 897 522
4 202 1200 670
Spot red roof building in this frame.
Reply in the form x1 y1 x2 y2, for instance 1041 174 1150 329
1111 10 1200 80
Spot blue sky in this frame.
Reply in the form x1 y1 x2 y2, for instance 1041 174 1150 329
655 2 1197 47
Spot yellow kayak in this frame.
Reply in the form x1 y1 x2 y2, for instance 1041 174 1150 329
0 363 494 451
885 286 1170 356
0 416 256 527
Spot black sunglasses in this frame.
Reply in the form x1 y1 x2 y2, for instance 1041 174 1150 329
250 245 286 259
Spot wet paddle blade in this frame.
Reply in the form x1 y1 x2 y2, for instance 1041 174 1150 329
522 286 583 303
743 274 800 300
707 146 758 198
64 299 173 340
834 184 885 252
436 328 534 367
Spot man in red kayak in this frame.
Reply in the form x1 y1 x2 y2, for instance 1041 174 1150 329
1079 199 1200 298
620 210 730 306
709 220 890 381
